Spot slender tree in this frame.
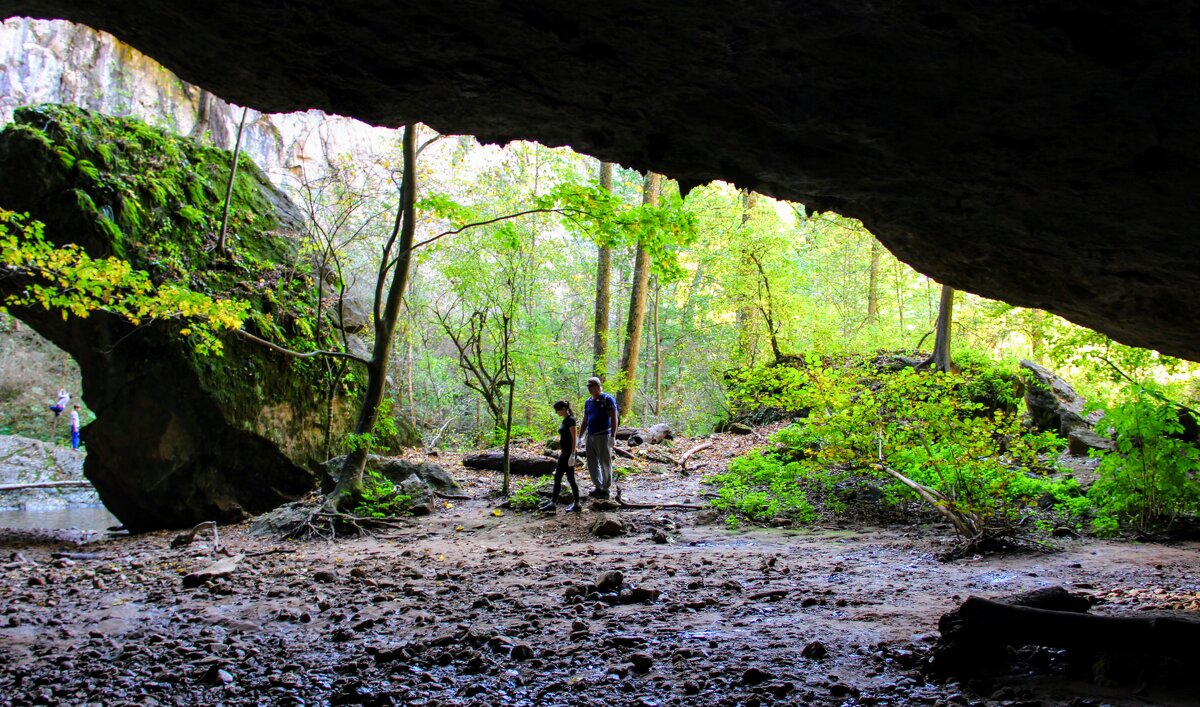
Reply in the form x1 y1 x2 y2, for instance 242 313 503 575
735 189 759 362
216 106 249 255
924 284 956 372
867 240 881 323
326 123 419 509
617 171 661 417
592 162 614 378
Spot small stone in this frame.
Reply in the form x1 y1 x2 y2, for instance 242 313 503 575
597 570 624 592
313 570 337 583
681 680 701 695
742 666 772 685
630 652 654 673
590 515 626 538
510 643 534 660
801 640 828 660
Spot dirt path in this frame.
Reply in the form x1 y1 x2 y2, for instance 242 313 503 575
1 436 1198 706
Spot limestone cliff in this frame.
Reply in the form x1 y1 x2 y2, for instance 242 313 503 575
0 17 399 192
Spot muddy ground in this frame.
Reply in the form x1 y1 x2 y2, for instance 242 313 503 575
1 433 1198 707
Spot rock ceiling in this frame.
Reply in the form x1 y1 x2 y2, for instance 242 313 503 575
3 1 1199 359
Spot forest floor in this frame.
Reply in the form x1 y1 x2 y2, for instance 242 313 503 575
1 431 1199 706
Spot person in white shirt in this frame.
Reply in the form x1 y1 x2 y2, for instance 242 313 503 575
69 405 81 450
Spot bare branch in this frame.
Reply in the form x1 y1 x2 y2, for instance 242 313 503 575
233 328 368 366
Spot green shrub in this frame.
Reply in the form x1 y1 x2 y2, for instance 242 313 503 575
711 355 1074 538
1087 397 1200 536
509 477 551 510
352 469 413 518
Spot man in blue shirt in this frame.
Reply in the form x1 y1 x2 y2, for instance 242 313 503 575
577 376 619 499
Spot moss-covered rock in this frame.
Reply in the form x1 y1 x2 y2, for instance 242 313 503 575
0 104 413 531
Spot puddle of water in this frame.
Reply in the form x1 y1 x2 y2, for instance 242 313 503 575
0 505 119 530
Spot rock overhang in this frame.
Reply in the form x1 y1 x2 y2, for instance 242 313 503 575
1 0 1198 359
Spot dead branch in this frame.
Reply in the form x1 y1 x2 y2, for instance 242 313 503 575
680 441 713 471
876 464 981 539
613 446 636 460
0 481 93 492
170 521 221 554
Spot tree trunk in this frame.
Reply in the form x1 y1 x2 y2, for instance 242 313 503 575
867 239 881 323
928 284 955 372
216 106 249 255
617 171 660 417
592 161 614 378
736 189 759 362
653 276 661 416
328 123 418 509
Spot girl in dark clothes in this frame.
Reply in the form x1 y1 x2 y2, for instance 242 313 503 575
540 400 581 512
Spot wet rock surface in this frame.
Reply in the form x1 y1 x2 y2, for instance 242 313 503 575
5 1 1200 360
2 441 1199 706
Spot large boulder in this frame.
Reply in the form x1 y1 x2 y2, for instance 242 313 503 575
1020 360 1112 456
0 105 368 531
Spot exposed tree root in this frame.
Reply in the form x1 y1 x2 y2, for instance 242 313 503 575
276 501 412 541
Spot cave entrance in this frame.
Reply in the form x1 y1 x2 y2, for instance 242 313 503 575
0 312 117 530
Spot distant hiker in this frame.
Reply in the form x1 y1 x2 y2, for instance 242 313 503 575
577 376 619 499
69 404 81 450
540 401 580 513
49 388 69 417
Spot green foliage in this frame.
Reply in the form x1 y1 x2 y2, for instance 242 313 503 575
725 363 811 418
486 424 539 448
1087 396 1200 536
351 468 413 518
1 105 337 358
509 477 551 511
1 210 248 355
710 451 817 524
712 355 1074 536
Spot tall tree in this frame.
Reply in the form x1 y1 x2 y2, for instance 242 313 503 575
592 161 614 377
326 123 419 509
617 171 661 417
924 284 956 372
867 239 881 323
735 189 759 362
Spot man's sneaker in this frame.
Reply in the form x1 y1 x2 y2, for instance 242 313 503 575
595 489 610 500
588 489 603 498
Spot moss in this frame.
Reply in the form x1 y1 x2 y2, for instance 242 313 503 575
1 104 357 462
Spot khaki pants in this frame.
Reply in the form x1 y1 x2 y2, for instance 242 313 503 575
585 432 613 492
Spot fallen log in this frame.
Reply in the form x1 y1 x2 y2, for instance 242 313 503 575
931 587 1200 676
461 451 557 475
638 448 679 466
679 441 713 471
0 481 93 492
613 446 636 460
629 423 673 446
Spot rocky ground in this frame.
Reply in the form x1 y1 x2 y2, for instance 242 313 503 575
1 432 1198 707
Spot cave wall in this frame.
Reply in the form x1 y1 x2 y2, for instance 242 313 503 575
1 1 1194 359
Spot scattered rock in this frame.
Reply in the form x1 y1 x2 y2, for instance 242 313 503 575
728 422 753 435
630 652 654 673
510 643 534 661
801 640 828 660
590 515 626 538
743 666 772 685
597 570 624 593
313 569 338 583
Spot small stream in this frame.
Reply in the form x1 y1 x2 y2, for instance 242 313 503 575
0 505 118 530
